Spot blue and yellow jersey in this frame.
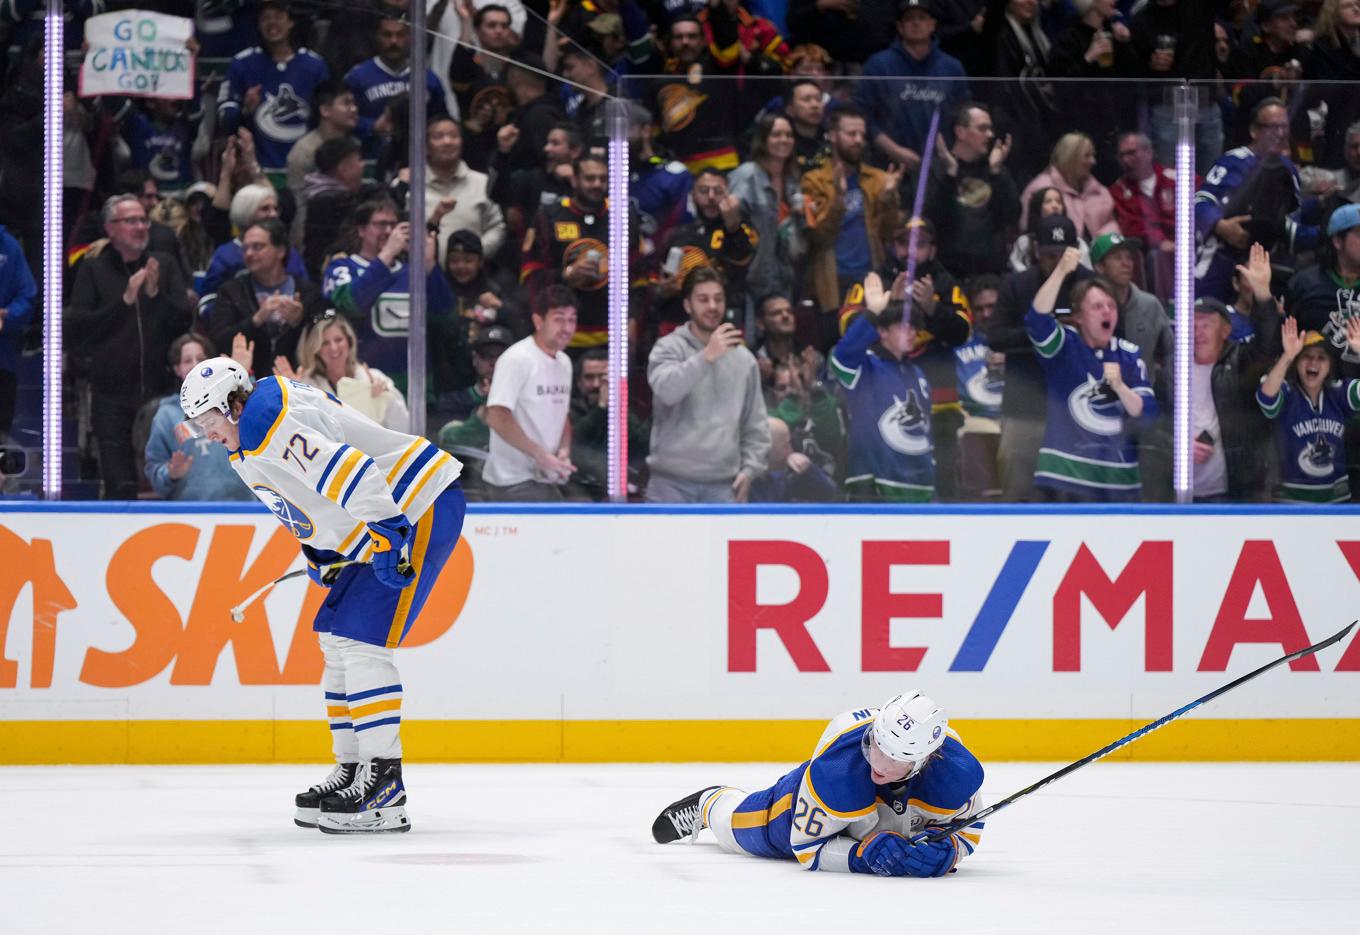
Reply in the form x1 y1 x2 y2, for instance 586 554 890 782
735 708 984 872
228 377 461 563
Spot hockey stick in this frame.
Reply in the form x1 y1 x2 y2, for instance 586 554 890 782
923 620 1357 843
228 556 415 621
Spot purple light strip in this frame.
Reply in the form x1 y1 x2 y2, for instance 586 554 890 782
1173 87 1193 503
606 101 629 502
902 107 940 291
43 0 63 499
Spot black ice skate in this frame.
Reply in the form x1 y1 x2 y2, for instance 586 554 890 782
317 758 410 834
294 762 357 828
651 786 720 844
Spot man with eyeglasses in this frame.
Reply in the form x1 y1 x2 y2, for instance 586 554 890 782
1193 96 1322 302
66 193 191 499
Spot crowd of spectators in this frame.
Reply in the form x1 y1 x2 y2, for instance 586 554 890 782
3 0 1360 503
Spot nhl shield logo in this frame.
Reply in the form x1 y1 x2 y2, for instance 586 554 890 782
252 485 315 540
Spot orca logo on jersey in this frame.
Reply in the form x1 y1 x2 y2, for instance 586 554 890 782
964 366 1003 410
1067 374 1125 436
877 391 931 456
252 485 315 540
253 83 310 144
1299 434 1335 478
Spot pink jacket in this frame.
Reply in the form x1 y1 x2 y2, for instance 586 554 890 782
1019 168 1120 241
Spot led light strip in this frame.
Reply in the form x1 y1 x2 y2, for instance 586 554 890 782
43 0 64 499
606 100 629 503
1173 85 1194 504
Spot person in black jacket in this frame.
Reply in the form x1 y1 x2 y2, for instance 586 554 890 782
1191 255 1281 503
66 194 192 499
926 101 1020 277
209 219 328 379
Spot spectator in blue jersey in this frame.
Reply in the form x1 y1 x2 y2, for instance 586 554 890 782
854 0 968 174
831 272 936 502
1026 247 1157 502
0 221 36 441
145 333 253 502
1257 317 1360 503
955 273 1004 498
208 219 328 378
322 198 455 384
343 15 449 160
122 98 197 196
1194 96 1322 302
217 1 332 176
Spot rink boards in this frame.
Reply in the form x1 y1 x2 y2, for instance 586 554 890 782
0 503 1357 764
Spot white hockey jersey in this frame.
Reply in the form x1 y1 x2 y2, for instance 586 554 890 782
229 376 461 563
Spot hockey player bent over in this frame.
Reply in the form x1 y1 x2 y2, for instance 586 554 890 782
652 691 984 877
180 359 465 834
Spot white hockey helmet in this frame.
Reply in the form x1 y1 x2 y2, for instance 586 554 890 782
180 357 250 428
865 690 948 773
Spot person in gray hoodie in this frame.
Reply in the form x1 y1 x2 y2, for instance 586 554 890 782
646 268 771 503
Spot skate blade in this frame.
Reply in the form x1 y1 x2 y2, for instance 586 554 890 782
295 807 319 828
317 805 411 834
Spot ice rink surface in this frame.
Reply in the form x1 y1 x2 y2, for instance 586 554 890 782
1 761 1355 935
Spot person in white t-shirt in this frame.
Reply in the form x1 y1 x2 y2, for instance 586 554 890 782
482 284 578 500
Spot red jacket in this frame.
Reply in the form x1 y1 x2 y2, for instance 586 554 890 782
1109 164 1189 249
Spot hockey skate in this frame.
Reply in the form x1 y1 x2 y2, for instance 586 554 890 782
294 763 357 828
317 758 411 834
651 786 720 844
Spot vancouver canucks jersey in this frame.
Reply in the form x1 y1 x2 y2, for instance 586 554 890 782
322 253 455 383
1193 146 1319 301
226 376 461 564
1256 377 1360 503
343 59 448 157
759 708 984 872
217 47 331 170
830 314 935 502
1026 309 1157 501
954 338 1003 419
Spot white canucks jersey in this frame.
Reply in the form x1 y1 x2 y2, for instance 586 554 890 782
229 376 461 563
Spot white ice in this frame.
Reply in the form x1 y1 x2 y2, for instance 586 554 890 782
1 762 1355 934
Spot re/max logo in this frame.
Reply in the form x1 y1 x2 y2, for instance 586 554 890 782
725 540 1360 674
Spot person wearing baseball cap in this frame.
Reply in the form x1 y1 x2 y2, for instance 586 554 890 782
856 0 968 172
986 213 1095 501
1188 243 1282 502
1281 202 1360 344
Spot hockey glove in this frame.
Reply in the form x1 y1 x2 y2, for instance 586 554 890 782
367 515 414 590
302 546 347 588
851 831 915 877
901 830 959 878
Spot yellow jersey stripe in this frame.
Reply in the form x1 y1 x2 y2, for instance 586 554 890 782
960 831 981 845
385 439 426 486
908 798 958 817
729 792 794 830
325 705 349 718
325 449 365 501
349 698 402 720
385 510 435 648
399 452 453 514
243 379 290 457
813 716 875 759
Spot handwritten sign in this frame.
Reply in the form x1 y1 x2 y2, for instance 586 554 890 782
79 11 195 100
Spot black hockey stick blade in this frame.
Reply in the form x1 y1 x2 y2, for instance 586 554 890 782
924 620 1356 842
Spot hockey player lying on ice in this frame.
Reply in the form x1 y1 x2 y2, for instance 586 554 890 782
652 691 984 877
180 359 465 834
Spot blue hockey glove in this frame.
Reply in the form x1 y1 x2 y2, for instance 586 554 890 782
367 515 414 590
852 831 915 877
902 830 959 878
